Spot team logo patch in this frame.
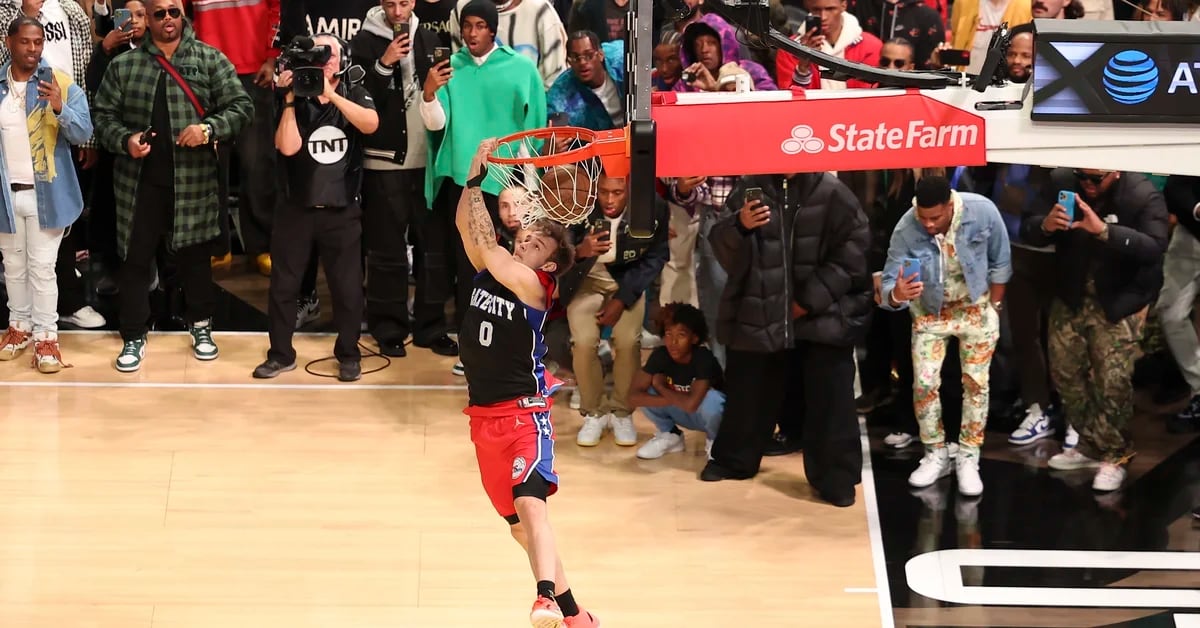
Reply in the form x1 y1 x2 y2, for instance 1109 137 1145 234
511 456 527 479
517 396 548 409
306 125 349 165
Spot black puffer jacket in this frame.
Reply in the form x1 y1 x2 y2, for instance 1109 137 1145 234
1021 168 1168 324
709 173 873 352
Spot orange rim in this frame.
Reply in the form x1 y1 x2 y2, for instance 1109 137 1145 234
486 126 599 168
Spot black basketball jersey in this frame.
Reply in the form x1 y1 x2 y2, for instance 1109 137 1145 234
460 269 556 407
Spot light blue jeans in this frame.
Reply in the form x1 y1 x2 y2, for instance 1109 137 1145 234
640 387 726 440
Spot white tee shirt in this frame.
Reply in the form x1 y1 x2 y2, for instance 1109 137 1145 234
0 86 35 185
969 0 1008 75
38 0 75 81
590 75 624 128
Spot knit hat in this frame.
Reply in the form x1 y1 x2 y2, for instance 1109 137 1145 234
460 0 499 34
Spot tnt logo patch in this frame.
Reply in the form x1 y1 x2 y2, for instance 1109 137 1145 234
307 125 349 165
511 456 527 480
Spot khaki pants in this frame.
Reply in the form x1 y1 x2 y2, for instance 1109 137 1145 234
568 271 646 418
659 202 699 307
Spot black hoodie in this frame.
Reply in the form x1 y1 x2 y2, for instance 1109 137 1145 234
853 0 945 69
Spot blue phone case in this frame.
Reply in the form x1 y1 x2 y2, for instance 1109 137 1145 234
901 258 921 281
1059 190 1076 221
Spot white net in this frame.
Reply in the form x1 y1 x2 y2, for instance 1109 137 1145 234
486 128 602 227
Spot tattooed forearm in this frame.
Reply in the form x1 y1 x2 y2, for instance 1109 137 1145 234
467 187 497 250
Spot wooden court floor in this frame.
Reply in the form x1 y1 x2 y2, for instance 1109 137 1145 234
0 332 884 628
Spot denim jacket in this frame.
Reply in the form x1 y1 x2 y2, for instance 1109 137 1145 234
0 60 92 233
880 191 1012 312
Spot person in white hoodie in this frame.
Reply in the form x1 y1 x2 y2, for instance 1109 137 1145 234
351 0 461 359
446 0 568 88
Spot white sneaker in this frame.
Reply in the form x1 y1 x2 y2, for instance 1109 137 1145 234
569 388 581 410
450 361 465 376
61 306 105 329
1048 447 1100 470
636 431 684 459
956 452 983 496
1092 462 1126 492
908 447 952 488
641 330 663 348
576 414 608 446
947 442 959 459
1008 403 1055 445
611 414 637 446
1064 424 1080 449
884 432 914 448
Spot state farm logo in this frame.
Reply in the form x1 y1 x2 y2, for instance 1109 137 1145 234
781 125 825 154
780 120 981 155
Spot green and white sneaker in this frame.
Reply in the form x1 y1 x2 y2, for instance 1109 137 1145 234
115 336 147 372
190 320 218 360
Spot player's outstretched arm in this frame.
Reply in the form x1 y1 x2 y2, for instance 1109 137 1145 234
455 140 549 309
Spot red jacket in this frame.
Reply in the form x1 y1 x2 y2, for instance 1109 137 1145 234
185 0 281 75
775 30 883 90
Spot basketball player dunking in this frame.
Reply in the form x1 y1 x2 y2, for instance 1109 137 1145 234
455 139 600 628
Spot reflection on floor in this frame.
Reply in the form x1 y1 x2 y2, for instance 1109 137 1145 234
870 400 1200 627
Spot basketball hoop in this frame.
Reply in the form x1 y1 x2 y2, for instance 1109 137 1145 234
485 125 630 227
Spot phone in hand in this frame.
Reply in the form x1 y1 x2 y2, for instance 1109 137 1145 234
804 14 822 34
394 21 410 41
138 125 154 145
681 69 696 83
901 257 922 281
114 8 133 32
432 46 451 65
548 112 570 127
941 48 972 66
1058 190 1076 222
36 66 52 87
745 187 763 206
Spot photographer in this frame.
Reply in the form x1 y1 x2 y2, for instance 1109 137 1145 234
352 0 458 358
253 35 380 382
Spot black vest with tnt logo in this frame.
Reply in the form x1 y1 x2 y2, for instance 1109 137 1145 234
284 83 374 208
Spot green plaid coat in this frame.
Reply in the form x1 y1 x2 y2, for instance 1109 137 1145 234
92 26 252 258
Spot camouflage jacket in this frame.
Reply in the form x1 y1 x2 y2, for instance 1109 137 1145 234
92 25 252 258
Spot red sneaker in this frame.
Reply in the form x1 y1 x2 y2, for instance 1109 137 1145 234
530 595 565 628
564 608 600 627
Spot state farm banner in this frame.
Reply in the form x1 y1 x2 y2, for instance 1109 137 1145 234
650 91 987 177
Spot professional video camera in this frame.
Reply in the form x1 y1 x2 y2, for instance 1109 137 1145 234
278 35 332 98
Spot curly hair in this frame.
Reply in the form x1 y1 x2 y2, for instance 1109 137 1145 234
656 302 708 345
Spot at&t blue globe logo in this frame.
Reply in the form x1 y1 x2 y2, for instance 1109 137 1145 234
1103 50 1159 105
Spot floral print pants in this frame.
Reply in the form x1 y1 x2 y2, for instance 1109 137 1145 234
911 302 1000 456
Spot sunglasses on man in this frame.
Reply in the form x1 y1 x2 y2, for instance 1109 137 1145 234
152 7 182 20
879 56 909 69
1073 170 1111 184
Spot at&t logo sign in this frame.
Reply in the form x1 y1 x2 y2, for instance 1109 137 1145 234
1103 50 1158 105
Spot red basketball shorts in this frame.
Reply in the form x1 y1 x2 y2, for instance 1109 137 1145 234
465 396 559 520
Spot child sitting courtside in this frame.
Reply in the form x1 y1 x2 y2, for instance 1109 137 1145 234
629 303 726 459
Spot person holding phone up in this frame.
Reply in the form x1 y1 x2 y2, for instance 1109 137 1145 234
351 0 456 359
0 17 93 373
92 0 253 373
880 176 1011 498
775 0 881 89
701 173 871 508
420 0 546 375
1021 168 1168 492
